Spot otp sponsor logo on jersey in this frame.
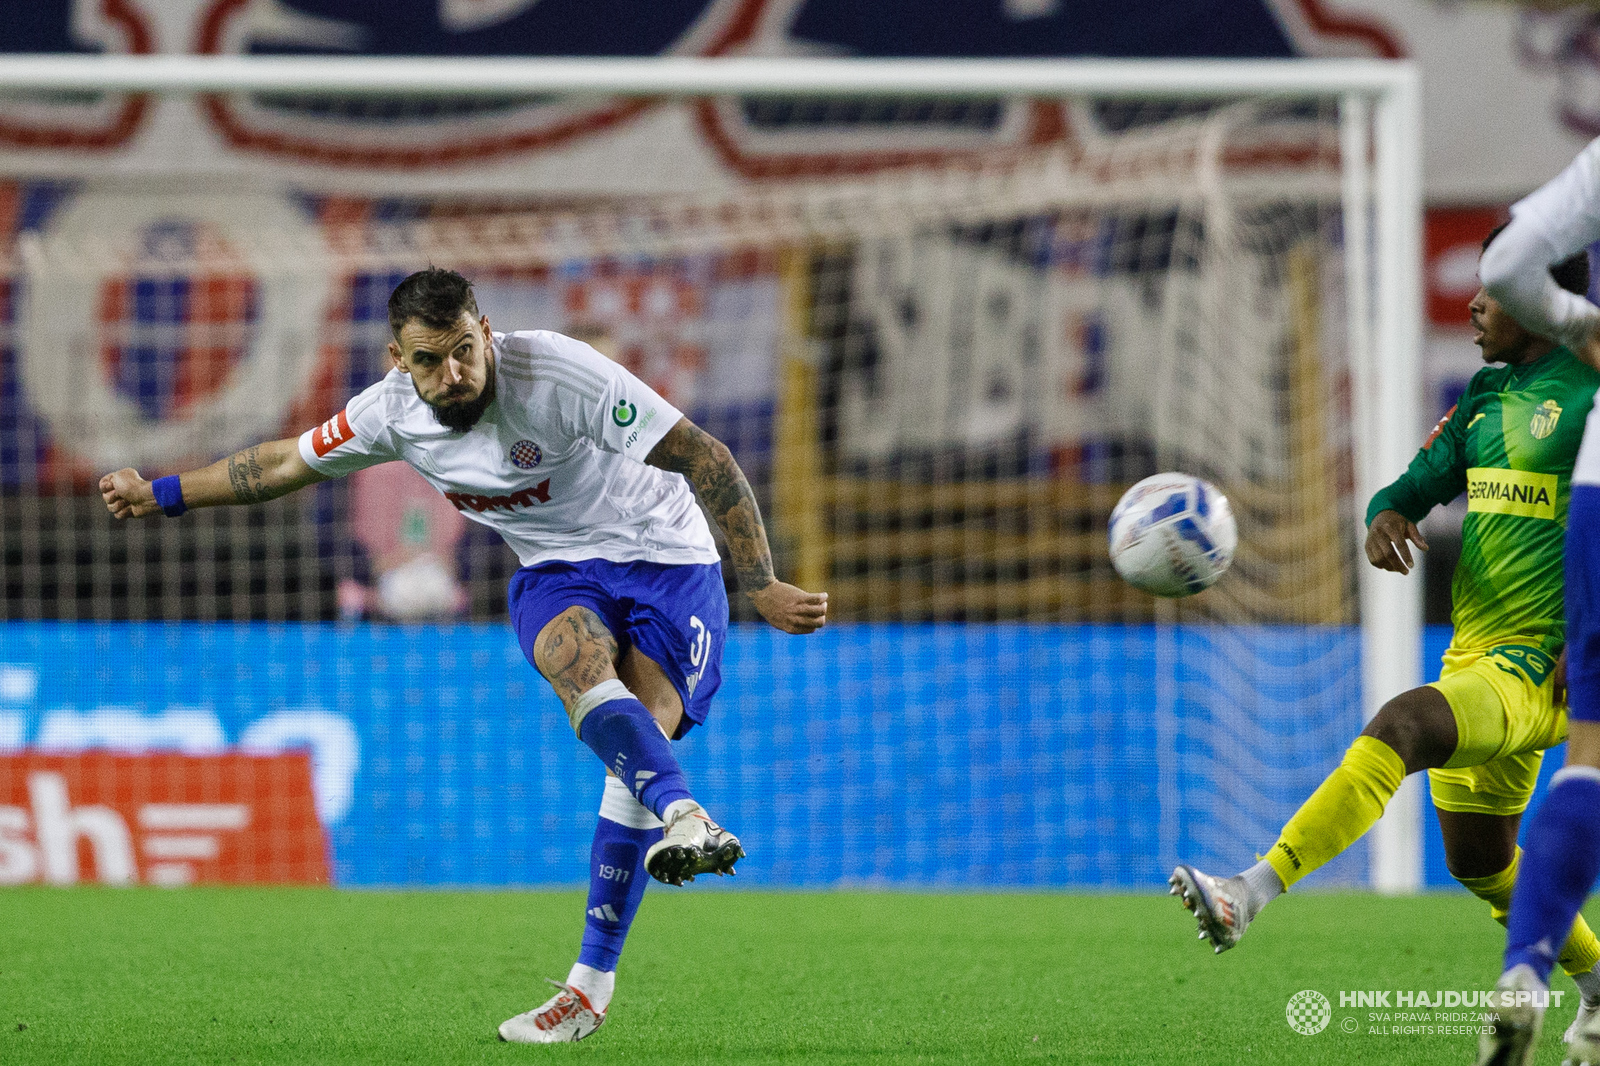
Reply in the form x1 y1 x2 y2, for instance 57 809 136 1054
0 753 328 886
313 410 353 458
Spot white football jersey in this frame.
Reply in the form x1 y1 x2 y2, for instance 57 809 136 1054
1478 134 1600 486
297 330 720 568
1480 133 1600 354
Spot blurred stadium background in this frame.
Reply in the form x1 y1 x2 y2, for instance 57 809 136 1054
0 0 1592 898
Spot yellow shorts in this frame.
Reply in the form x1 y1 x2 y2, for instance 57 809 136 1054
1426 644 1568 816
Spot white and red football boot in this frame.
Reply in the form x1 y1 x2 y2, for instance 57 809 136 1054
645 802 744 886
498 980 606 1044
1169 863 1254 954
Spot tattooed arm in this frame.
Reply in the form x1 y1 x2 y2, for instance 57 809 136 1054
100 437 327 518
646 417 827 634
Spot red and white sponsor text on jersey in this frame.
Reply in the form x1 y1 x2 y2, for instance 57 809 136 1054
443 479 552 514
312 410 354 458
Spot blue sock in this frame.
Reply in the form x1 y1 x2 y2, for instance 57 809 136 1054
1505 768 1600 983
573 679 695 821
578 777 662 973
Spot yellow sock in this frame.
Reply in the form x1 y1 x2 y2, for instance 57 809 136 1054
1459 849 1600 977
1265 735 1405 889
1564 918 1600 977
1458 848 1518 925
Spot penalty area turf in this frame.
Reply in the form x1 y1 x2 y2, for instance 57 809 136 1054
0 886 1578 1064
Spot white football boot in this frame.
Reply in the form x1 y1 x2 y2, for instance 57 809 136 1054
1477 964 1548 1066
1169 864 1253 954
498 980 606 1044
644 802 744 886
1565 996 1600 1066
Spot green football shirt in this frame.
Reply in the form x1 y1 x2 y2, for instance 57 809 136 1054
1366 346 1600 656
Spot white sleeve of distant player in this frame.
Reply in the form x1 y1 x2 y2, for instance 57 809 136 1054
1480 136 1600 350
296 386 399 477
544 333 685 461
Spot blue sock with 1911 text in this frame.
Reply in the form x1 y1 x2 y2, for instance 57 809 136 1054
577 775 662 974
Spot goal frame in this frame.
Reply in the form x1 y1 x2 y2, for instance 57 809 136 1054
0 54 1426 891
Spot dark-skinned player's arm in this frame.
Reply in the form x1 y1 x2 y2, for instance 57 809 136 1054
100 438 329 519
1363 395 1470 575
645 417 826 635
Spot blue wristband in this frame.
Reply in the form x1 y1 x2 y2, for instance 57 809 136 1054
151 475 187 517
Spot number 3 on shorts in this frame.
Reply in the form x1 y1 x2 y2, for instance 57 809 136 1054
686 615 712 697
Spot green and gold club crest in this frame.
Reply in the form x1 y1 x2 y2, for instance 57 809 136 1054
1531 399 1563 440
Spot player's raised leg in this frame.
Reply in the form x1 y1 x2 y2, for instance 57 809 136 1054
531 604 741 883
1173 685 1449 952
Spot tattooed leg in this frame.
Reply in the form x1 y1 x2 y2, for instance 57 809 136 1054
532 606 622 713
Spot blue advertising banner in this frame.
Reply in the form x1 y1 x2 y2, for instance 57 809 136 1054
0 622 1384 889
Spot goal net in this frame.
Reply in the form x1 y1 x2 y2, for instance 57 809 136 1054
0 59 1422 890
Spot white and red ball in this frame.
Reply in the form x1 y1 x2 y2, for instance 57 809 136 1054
1108 473 1237 598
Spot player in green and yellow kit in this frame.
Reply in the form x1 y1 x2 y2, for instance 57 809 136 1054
1170 224 1600 1017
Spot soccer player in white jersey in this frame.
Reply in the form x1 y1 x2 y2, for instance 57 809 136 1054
1466 139 1600 1066
99 268 827 1044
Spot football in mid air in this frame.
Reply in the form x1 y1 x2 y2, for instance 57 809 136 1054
1107 473 1237 598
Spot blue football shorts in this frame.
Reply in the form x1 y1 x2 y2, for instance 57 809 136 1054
508 558 728 736
1567 484 1600 724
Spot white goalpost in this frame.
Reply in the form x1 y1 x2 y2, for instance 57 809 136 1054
0 55 1425 891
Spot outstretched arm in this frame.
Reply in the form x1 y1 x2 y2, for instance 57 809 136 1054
100 437 328 519
1480 137 1600 359
646 417 826 634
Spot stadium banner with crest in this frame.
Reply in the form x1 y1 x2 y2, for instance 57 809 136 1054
0 177 1320 513
0 181 783 493
0 0 1594 200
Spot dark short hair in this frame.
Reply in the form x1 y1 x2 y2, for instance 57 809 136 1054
388 267 480 338
1484 222 1590 297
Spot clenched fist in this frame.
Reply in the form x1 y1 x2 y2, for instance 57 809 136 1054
100 468 158 520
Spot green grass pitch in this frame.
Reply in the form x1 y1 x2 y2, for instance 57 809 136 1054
2 887 1589 1064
